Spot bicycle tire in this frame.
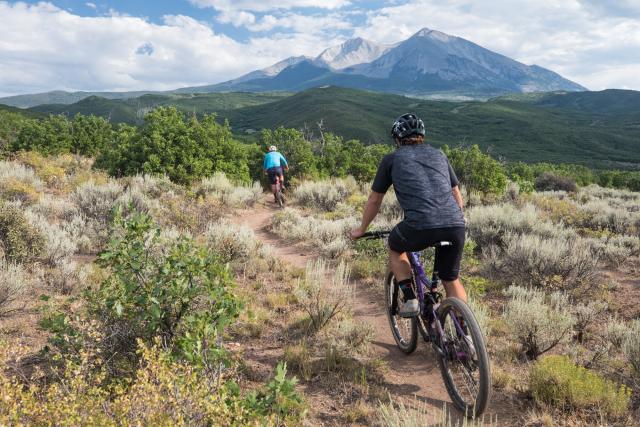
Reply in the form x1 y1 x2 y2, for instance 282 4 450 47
384 272 418 354
276 190 284 208
435 297 491 418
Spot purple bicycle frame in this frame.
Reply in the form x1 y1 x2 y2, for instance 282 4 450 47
407 251 464 346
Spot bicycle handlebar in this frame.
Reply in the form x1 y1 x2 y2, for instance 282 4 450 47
358 230 391 240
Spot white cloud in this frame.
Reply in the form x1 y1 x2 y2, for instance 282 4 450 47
0 2 328 95
189 0 350 12
243 12 352 33
0 0 638 95
85 2 96 9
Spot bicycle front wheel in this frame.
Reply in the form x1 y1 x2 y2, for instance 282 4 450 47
384 272 418 354
436 297 491 418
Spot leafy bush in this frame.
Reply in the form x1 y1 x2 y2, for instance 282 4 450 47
13 114 113 156
296 260 353 333
244 362 307 424
503 286 575 360
535 172 577 192
96 107 251 185
84 211 241 372
0 201 44 264
0 341 306 425
485 233 598 288
0 260 29 316
443 144 507 198
43 213 240 372
530 355 631 418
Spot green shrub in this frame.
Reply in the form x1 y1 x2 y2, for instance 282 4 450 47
0 201 44 263
42 212 240 375
0 340 306 426
85 210 241 371
244 362 307 424
530 355 631 418
535 172 577 192
443 144 507 199
97 108 250 185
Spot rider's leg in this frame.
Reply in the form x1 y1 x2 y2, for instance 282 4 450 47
389 249 416 300
279 174 285 190
442 278 467 303
389 249 412 282
271 183 277 199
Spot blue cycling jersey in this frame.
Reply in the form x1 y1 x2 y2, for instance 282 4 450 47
263 151 288 170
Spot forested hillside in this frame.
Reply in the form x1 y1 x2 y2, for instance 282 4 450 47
17 87 640 169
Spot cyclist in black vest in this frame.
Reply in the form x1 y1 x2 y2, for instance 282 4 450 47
350 113 467 317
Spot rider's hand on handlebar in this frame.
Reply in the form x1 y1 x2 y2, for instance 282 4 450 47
349 227 366 241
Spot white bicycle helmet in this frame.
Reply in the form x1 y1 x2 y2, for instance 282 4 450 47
269 145 277 152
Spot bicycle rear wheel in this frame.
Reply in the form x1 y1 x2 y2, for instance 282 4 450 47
276 190 285 208
435 297 491 418
384 272 417 354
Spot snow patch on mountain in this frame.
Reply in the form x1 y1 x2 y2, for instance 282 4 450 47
314 37 392 70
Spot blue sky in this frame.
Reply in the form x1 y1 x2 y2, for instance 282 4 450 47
1 0 640 96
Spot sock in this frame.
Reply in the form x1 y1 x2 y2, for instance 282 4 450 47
397 278 416 300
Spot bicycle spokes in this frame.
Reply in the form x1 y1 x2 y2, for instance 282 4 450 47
441 308 481 404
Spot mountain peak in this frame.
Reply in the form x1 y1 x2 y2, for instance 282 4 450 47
208 28 585 96
413 28 453 42
315 37 389 70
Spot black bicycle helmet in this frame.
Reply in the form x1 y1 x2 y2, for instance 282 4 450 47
390 113 425 139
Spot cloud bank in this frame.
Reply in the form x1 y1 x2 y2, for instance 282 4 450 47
0 0 639 96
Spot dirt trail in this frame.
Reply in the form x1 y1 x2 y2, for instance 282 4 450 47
233 198 514 424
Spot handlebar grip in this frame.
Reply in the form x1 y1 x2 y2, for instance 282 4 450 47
359 230 391 240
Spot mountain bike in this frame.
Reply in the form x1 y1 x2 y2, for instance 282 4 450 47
358 231 491 418
274 175 285 208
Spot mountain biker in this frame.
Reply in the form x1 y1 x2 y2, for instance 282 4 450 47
263 145 289 201
350 113 467 317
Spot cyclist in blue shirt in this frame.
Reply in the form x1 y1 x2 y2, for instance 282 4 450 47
263 145 289 201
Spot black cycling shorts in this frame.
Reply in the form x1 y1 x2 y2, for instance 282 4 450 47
388 222 466 281
267 167 283 185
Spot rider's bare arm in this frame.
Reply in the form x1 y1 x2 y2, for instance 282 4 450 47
352 191 384 237
452 185 464 212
